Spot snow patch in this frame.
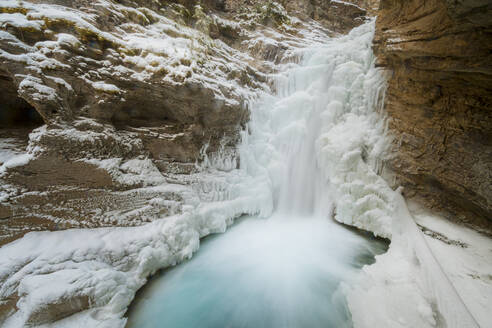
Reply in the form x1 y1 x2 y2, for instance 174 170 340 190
18 75 59 102
0 153 32 174
92 81 121 94
346 193 483 328
84 157 166 187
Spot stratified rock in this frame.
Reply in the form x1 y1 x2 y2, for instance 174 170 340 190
283 0 366 33
224 0 367 33
0 0 366 246
374 0 492 232
0 0 263 245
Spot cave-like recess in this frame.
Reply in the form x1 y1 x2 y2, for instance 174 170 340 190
0 73 43 129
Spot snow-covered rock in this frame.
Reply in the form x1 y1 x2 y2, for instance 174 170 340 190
0 0 332 244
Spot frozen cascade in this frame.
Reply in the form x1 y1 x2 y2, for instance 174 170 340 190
242 22 479 328
128 19 480 328
238 19 393 234
127 20 394 328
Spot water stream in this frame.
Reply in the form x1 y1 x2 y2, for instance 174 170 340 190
127 21 391 328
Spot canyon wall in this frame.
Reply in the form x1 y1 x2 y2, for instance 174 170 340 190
0 0 367 246
374 0 492 232
1 0 490 245
0 1 490 325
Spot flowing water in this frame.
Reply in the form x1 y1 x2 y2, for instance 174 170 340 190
127 21 391 328
126 216 387 328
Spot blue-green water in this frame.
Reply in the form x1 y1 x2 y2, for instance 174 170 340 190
126 215 388 328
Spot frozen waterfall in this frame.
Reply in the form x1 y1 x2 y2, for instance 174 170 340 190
0 14 485 328
127 19 480 328
127 20 393 328
238 19 392 233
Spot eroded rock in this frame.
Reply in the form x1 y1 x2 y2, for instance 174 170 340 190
374 0 492 232
0 0 368 246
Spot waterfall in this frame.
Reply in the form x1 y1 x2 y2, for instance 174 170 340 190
127 20 393 328
128 19 479 328
239 19 393 235
241 20 480 328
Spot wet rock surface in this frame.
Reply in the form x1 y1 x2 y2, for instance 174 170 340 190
374 0 492 232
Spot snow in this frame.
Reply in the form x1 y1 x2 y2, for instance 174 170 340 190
0 213 200 327
0 153 32 174
0 4 490 328
46 76 73 91
346 192 486 328
0 136 33 175
0 13 43 30
18 75 59 102
84 158 166 187
410 203 492 326
92 81 121 94
0 139 27 166
330 0 366 12
0 162 271 327
56 33 80 48
0 0 270 111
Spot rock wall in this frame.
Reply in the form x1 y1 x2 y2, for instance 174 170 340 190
222 0 367 33
1 0 490 243
0 0 255 245
0 0 368 246
374 0 492 232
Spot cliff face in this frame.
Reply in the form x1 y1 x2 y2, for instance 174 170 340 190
0 0 255 245
374 0 492 232
0 0 367 246
0 0 489 253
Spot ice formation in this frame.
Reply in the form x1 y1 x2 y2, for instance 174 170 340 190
238 18 393 238
126 215 387 328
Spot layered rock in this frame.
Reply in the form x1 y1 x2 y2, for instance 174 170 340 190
223 0 368 33
374 0 492 232
0 0 369 244
0 0 248 245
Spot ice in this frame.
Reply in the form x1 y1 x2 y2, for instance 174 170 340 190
238 19 393 236
127 215 388 328
0 156 271 327
346 193 483 328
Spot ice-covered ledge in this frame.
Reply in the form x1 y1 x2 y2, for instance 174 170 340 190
0 177 271 327
347 192 491 328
